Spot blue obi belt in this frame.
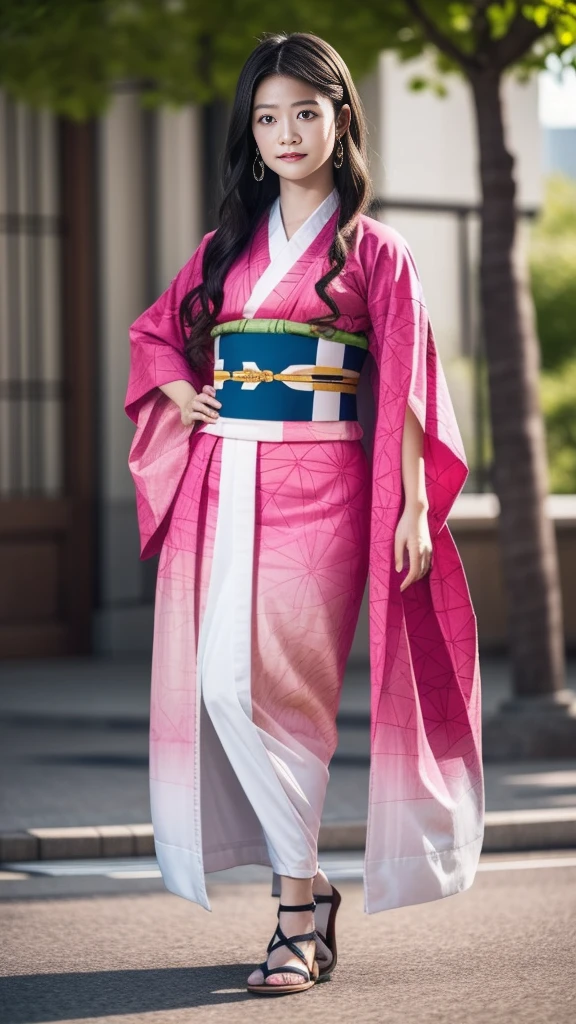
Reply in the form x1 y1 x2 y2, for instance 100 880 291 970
210 318 369 422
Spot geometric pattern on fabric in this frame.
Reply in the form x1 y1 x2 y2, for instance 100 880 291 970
124 200 484 914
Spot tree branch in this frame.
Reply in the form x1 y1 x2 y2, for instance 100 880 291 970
492 9 553 70
404 0 478 71
472 0 493 63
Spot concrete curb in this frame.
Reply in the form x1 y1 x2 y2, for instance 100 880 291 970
0 824 155 862
1 809 576 862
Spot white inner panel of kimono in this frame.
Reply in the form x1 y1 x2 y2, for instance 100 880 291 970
195 434 326 877
242 186 340 319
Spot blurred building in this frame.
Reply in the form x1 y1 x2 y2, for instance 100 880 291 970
544 127 576 178
0 53 544 658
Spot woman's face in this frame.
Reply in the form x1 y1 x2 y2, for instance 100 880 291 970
251 74 350 183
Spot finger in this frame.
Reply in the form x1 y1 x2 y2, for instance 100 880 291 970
400 570 417 592
415 544 431 578
185 406 216 423
395 540 405 573
403 547 422 588
409 543 422 576
194 400 219 417
196 393 221 410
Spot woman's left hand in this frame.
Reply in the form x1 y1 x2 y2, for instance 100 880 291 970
394 505 433 593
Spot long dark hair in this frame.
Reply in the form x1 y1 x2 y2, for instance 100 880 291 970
180 31 373 372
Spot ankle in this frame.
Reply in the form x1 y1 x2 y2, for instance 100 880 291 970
279 875 314 909
278 906 315 935
276 909 311 925
312 868 333 895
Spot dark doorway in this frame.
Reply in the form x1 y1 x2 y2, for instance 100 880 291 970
0 105 97 657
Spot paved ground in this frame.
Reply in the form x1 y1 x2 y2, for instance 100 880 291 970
1 654 576 832
2 656 575 1023
1 850 575 1024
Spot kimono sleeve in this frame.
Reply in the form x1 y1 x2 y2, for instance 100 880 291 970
365 225 469 538
362 227 483 909
123 231 214 560
124 233 211 424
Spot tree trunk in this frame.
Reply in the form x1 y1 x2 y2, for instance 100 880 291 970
470 69 565 699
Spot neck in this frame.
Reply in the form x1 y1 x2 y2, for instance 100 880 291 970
277 179 337 240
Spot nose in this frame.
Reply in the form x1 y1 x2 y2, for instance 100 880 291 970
278 118 301 145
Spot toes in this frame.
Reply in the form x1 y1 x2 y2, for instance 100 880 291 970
247 969 264 985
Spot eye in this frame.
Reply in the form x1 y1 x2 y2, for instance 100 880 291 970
256 110 318 124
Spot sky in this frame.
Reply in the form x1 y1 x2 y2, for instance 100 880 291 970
539 64 576 127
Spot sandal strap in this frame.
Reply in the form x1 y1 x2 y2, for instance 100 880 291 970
268 923 317 964
266 926 313 959
269 930 317 954
313 893 334 904
277 900 316 913
278 930 317 945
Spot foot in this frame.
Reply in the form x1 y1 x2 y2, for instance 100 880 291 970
247 907 317 988
312 868 334 970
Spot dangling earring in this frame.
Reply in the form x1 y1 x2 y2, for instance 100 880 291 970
253 145 265 182
333 133 344 170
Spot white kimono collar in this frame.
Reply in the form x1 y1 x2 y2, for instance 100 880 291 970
242 187 340 318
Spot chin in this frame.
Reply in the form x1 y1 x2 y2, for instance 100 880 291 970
276 162 322 182
277 170 310 181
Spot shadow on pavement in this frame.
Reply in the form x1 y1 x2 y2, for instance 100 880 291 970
0 964 262 1020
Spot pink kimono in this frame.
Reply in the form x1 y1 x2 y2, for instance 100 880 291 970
124 188 484 915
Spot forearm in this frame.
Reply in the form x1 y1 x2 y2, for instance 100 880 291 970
401 403 429 511
158 379 197 410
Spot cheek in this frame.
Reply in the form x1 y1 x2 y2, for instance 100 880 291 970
253 125 269 151
310 120 332 147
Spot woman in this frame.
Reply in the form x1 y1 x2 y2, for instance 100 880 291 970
125 31 484 996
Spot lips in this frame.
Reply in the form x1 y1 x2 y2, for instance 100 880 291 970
278 153 306 160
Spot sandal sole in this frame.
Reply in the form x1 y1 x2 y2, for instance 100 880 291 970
247 980 317 995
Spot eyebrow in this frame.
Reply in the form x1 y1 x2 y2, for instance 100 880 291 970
253 99 320 111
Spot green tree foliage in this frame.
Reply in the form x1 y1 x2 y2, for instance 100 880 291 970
530 174 576 371
3 2 576 492
1 3 575 120
529 174 576 493
0 1 389 119
540 361 576 492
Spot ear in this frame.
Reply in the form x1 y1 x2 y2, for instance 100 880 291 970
337 103 352 135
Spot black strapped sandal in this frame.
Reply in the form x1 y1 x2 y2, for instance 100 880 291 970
246 899 319 996
313 883 342 980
